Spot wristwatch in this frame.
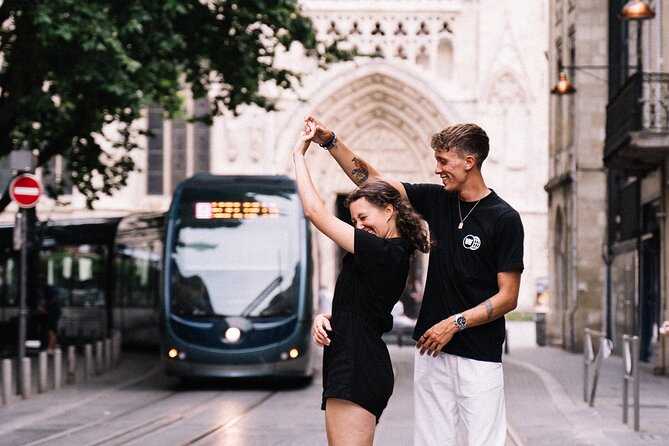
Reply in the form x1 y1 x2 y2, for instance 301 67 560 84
454 313 467 331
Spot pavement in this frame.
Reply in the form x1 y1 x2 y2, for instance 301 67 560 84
2 322 669 445
503 321 669 446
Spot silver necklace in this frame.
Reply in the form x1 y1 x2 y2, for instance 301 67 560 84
457 197 482 230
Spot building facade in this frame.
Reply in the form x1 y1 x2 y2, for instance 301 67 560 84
546 0 609 351
3 1 549 313
548 0 669 371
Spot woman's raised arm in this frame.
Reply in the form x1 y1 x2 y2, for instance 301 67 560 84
292 125 356 253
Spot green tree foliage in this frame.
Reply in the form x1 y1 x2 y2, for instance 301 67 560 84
0 0 349 209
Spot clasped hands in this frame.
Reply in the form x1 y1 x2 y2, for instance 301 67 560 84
292 116 331 157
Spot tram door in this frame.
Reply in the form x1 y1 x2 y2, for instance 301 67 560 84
42 245 108 342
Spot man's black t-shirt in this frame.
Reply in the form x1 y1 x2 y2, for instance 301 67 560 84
403 183 524 363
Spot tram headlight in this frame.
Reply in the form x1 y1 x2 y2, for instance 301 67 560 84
225 327 242 343
167 348 187 360
289 348 299 359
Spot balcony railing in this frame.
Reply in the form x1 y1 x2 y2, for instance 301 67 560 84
604 72 669 171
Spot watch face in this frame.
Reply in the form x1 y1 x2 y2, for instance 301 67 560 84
456 316 467 329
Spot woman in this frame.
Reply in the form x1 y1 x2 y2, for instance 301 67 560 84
293 121 430 445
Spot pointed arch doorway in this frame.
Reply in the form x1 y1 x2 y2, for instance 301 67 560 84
295 65 454 315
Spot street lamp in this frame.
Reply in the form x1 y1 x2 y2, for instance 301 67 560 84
620 0 655 76
551 0 655 95
551 72 576 95
619 0 655 20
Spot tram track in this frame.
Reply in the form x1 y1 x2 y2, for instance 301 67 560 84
82 388 279 446
21 364 176 446
20 372 281 446
88 392 226 446
181 391 277 445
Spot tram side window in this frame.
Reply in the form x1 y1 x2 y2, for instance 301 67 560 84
1 258 18 306
46 246 106 307
131 249 151 307
116 245 158 308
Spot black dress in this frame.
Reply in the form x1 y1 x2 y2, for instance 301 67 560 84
321 228 412 422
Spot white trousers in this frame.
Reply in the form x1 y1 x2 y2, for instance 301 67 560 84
413 350 506 446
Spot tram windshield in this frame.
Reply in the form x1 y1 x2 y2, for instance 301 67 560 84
170 186 301 318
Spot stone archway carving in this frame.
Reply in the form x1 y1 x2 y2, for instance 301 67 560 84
276 60 458 291
278 60 460 184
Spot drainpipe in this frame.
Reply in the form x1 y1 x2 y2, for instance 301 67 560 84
604 174 613 340
568 153 578 352
659 161 667 373
659 0 667 376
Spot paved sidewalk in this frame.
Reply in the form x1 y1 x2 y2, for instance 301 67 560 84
0 351 160 441
3 323 669 446
504 322 669 445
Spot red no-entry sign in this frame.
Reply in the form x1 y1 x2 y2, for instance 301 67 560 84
9 173 42 208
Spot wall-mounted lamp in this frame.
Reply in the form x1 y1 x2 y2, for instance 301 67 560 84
551 72 576 95
620 0 655 75
551 1 655 95
550 65 620 96
619 0 655 20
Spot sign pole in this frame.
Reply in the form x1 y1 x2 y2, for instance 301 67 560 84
9 172 42 395
16 208 28 394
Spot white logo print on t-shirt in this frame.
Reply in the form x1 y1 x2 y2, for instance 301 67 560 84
462 234 481 251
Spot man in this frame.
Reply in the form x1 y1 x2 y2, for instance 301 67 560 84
305 116 524 446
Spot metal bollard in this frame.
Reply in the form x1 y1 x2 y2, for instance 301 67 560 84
53 348 62 390
38 351 48 393
21 357 31 399
84 343 94 381
583 328 613 407
583 328 593 402
2 358 12 406
112 330 122 367
95 340 104 375
67 345 76 384
104 338 112 371
77 328 84 351
622 334 640 431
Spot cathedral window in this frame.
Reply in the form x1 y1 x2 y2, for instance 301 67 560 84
416 46 429 69
417 22 430 35
147 106 164 195
394 22 407 36
327 21 340 35
440 21 453 34
371 22 385 36
395 46 407 60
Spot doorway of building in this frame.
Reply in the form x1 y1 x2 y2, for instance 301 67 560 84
639 202 661 362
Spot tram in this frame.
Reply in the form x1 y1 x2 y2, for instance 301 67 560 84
0 217 121 351
0 174 314 380
161 174 314 379
111 213 165 346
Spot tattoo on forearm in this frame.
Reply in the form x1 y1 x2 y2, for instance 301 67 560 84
483 299 494 321
351 157 369 184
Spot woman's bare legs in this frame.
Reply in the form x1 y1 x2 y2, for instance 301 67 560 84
325 398 376 446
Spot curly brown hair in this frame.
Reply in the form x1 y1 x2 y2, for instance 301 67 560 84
345 181 431 254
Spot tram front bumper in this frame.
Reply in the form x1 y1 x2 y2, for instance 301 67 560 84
164 351 313 378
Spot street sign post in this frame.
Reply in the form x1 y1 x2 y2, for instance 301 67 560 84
9 173 42 208
9 173 41 395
